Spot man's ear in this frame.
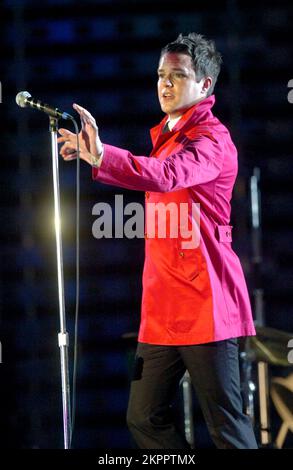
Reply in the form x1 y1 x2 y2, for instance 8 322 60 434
202 77 212 95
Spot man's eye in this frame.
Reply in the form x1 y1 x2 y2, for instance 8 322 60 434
174 73 185 78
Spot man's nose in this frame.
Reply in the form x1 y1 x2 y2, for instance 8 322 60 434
163 76 173 86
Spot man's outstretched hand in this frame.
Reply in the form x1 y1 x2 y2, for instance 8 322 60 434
58 103 103 166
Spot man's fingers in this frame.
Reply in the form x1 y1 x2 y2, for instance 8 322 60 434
63 152 77 161
73 103 88 119
58 128 75 137
60 148 77 161
73 103 81 110
57 136 76 144
58 128 77 144
59 142 76 156
61 145 76 154
73 103 88 115
57 136 70 143
73 103 98 129
58 129 76 144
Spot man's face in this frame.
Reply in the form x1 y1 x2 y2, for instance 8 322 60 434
157 52 210 119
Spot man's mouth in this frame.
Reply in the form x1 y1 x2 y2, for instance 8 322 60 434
162 93 175 100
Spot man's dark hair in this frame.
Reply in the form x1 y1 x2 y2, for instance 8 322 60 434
160 33 222 96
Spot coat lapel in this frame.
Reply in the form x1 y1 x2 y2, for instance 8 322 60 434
149 95 217 157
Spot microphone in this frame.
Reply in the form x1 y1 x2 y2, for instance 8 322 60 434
16 91 74 120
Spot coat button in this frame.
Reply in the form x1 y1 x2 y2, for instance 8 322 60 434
179 252 184 258
145 192 150 199
144 233 148 239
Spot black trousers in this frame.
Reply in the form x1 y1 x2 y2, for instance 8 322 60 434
126 339 258 449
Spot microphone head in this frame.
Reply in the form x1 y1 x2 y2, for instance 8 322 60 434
16 91 32 108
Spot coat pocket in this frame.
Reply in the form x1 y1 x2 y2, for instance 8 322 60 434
177 242 202 281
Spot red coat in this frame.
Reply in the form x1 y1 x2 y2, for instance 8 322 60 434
93 95 256 345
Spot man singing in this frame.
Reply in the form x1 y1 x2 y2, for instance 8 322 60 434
58 33 258 449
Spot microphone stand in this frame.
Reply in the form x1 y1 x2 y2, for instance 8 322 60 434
250 167 271 446
49 116 71 449
181 371 195 448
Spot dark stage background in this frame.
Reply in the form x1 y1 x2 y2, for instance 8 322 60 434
0 0 293 449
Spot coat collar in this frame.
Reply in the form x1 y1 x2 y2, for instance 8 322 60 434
150 95 216 147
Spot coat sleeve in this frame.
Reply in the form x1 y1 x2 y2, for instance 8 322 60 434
92 136 224 193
